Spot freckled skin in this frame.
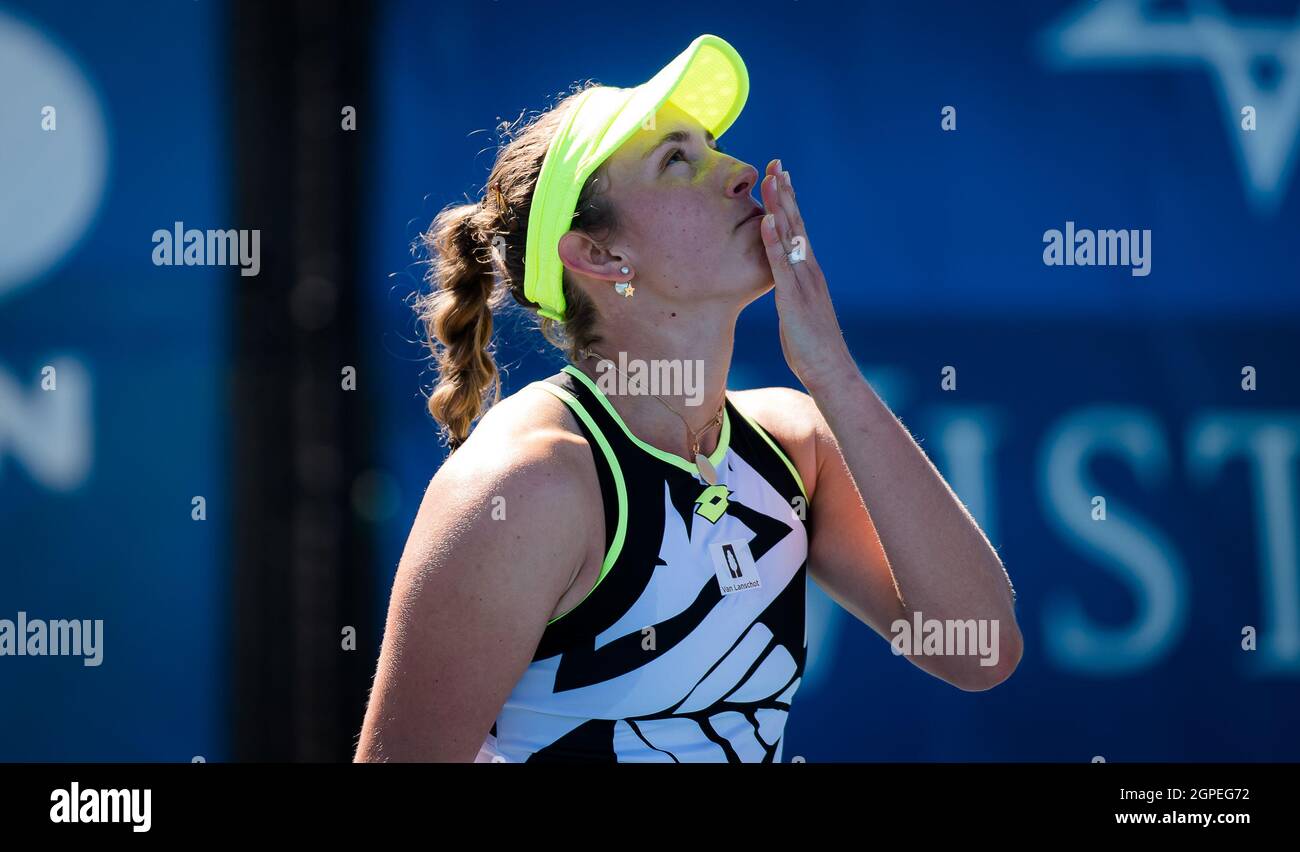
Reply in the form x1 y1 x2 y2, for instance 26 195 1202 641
558 100 771 314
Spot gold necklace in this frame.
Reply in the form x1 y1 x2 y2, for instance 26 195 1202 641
579 348 725 484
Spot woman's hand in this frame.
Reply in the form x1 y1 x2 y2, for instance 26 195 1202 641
759 159 856 393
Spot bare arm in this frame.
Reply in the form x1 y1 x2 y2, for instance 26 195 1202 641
736 385 1021 692
354 392 597 761
754 159 1021 692
805 379 1020 690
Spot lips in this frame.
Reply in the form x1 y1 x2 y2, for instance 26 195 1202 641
735 206 765 230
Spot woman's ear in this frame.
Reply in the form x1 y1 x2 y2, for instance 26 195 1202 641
557 230 628 283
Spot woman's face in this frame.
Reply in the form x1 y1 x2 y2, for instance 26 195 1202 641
559 100 770 313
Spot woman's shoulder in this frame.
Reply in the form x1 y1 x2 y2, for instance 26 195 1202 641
434 377 599 502
728 385 820 440
727 385 822 498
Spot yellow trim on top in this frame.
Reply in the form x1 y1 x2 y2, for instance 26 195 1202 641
732 405 809 503
533 381 628 626
562 364 730 477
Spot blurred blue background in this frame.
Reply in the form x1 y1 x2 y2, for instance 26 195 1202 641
0 0 228 760
2 0 1297 760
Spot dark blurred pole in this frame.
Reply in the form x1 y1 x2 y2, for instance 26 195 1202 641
229 0 375 761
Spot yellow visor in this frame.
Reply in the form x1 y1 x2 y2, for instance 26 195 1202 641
522 34 749 322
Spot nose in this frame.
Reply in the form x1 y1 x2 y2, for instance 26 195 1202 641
726 161 760 198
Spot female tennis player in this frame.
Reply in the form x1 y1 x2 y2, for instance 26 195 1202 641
355 34 1021 763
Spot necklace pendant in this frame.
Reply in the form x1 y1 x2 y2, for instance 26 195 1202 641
694 453 718 485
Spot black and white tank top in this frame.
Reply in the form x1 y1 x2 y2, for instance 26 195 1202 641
475 364 811 762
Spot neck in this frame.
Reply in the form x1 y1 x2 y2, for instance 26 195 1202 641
575 303 737 459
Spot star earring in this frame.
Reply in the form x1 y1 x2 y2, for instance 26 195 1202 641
614 266 635 298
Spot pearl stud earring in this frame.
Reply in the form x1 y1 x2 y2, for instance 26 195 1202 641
615 266 634 298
